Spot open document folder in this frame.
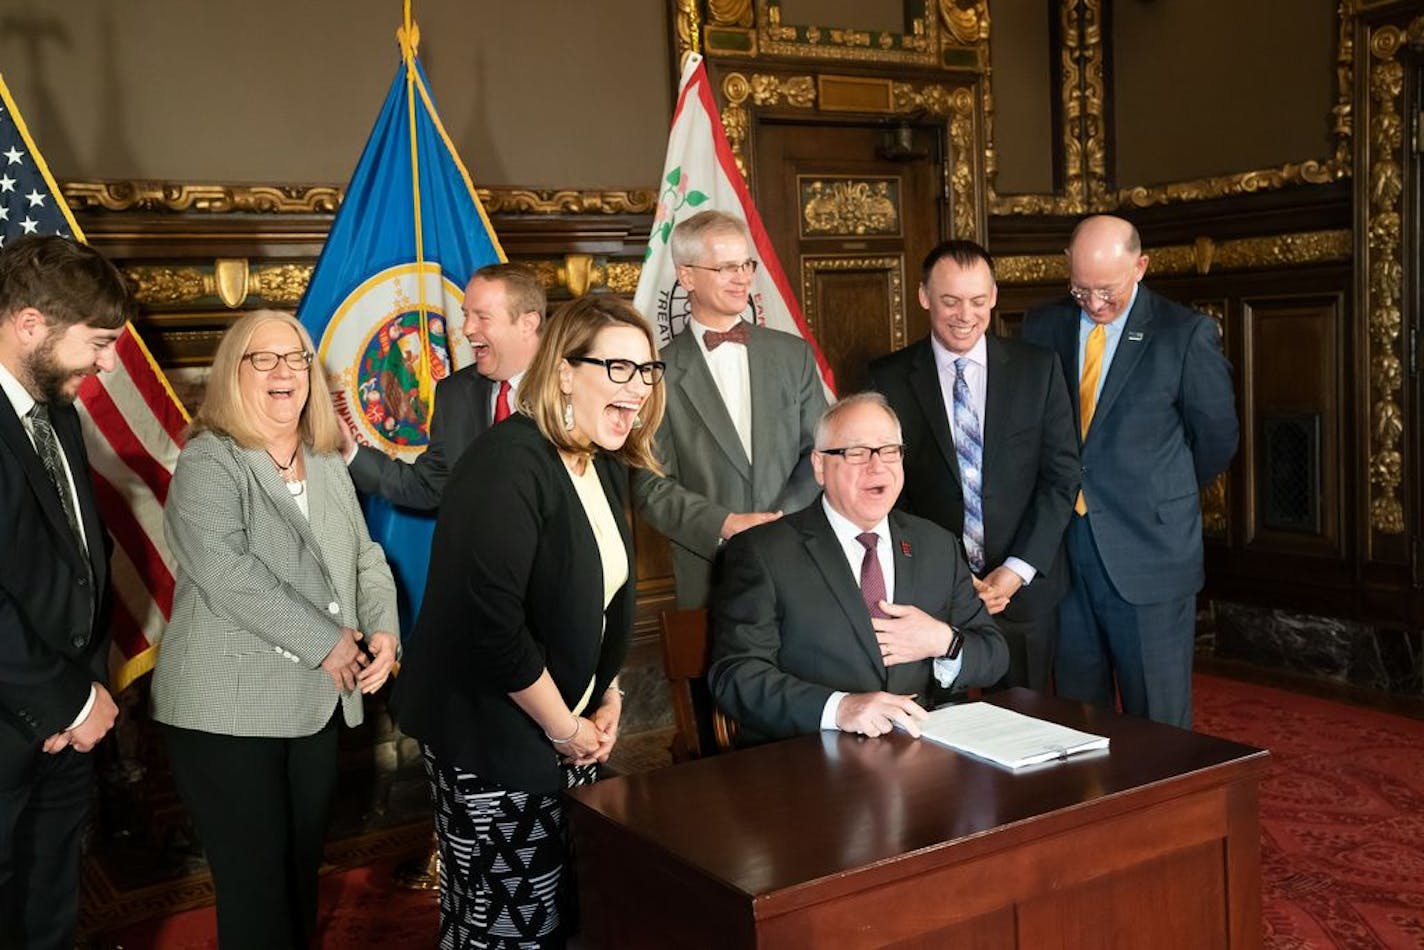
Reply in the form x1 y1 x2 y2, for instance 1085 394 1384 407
914 702 1110 770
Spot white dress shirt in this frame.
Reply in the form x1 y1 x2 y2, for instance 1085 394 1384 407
690 316 753 463
818 497 963 730
0 359 97 730
927 333 1037 586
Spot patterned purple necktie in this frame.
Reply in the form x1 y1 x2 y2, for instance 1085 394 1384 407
857 532 890 620
951 357 986 573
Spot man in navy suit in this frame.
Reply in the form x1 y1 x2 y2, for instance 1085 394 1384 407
1022 215 1238 728
0 236 129 949
870 241 1078 691
344 263 545 508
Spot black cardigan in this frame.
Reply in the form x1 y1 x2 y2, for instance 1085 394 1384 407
393 414 634 794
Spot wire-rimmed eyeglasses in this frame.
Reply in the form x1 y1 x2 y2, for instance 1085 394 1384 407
243 350 314 371
684 259 759 279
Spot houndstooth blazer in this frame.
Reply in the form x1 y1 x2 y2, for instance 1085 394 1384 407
152 430 399 738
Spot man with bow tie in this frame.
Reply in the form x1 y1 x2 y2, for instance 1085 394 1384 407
634 210 828 609
708 393 1007 745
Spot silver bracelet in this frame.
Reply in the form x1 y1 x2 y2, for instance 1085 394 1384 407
546 717 581 744
606 685 626 700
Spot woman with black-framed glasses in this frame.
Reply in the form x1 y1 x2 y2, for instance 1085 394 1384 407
395 294 666 948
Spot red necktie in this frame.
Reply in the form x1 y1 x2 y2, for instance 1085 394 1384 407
857 532 890 620
494 379 511 423
703 322 750 351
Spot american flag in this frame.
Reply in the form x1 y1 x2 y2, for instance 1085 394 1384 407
0 74 186 690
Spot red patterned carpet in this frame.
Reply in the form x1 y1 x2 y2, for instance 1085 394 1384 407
1195 673 1424 949
95 674 1424 948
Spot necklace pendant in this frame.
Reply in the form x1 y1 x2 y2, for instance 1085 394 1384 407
287 479 305 497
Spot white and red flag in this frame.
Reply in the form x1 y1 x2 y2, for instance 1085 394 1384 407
0 73 187 690
633 53 835 393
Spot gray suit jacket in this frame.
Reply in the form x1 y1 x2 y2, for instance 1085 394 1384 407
708 501 1009 744
152 430 400 737
633 324 827 607
347 365 493 510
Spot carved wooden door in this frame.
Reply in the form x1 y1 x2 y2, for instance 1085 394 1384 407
753 120 945 394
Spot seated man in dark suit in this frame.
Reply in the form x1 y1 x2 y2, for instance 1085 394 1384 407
709 392 1008 744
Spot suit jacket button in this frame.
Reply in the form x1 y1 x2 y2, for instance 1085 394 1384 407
76 576 88 588
328 602 340 615
71 634 87 648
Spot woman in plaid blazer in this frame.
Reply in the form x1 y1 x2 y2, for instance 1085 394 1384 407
152 310 399 949
395 296 666 949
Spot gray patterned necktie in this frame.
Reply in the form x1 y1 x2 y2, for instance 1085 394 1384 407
28 402 84 545
951 357 985 573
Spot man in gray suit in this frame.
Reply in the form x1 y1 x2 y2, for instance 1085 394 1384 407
634 210 828 608
709 393 1008 744
343 263 544 508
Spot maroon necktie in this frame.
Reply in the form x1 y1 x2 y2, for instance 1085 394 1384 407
703 322 750 351
857 532 890 620
494 379 511 423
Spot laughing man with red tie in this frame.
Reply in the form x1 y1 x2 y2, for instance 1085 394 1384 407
345 263 545 509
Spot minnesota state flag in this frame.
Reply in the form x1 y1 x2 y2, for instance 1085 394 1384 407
297 17 504 632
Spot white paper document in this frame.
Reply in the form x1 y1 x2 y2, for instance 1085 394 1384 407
916 702 1109 770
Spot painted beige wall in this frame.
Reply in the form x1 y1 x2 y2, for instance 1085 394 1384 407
0 0 672 188
1112 0 1335 184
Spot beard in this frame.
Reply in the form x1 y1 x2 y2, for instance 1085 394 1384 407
23 331 88 405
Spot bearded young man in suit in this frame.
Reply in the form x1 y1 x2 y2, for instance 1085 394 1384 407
343 262 545 508
708 393 1008 745
1022 215 1238 729
633 210 828 609
0 236 131 950
870 240 1078 692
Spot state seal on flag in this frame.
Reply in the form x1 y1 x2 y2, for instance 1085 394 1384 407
317 262 470 461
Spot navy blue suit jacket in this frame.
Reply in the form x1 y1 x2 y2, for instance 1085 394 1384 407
1021 286 1238 605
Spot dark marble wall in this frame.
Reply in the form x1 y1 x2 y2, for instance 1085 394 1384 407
1203 600 1423 695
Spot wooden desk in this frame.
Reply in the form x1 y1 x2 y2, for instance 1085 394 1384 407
567 689 1269 949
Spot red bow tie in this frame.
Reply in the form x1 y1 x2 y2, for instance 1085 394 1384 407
703 322 750 350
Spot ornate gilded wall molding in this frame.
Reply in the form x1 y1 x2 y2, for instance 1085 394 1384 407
720 73 755 181
888 81 981 240
750 73 815 108
995 229 1351 285
987 0 1356 215
799 177 901 237
675 0 703 67
799 255 907 350
1359 17 1419 537
755 0 938 66
61 180 657 216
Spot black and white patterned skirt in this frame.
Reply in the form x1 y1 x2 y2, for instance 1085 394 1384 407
423 747 598 950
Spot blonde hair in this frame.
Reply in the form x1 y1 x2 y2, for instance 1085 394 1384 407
517 296 666 474
190 309 343 453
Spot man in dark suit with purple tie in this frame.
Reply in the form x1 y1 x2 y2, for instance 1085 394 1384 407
709 393 1008 745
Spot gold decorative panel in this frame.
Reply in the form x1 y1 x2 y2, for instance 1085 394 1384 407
756 0 939 66
1358 16 1421 537
800 255 907 349
798 176 901 237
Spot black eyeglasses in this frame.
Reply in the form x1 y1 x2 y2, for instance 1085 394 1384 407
568 356 667 385
684 259 759 279
817 443 905 464
243 350 314 371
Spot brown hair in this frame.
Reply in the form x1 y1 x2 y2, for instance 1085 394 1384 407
517 295 665 474
0 235 134 330
470 262 547 324
189 310 343 453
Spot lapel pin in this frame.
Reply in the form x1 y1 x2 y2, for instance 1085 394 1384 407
901 540 912 557
1127 331 1144 342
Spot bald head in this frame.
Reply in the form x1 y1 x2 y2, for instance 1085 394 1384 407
1065 215 1148 324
